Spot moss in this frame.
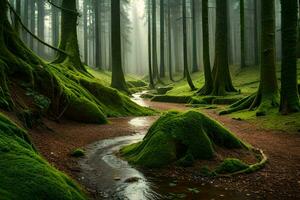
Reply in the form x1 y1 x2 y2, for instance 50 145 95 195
71 148 85 157
151 95 192 103
0 113 86 200
120 111 247 168
214 158 249 175
156 86 174 95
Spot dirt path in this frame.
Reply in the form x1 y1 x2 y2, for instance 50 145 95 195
28 98 300 199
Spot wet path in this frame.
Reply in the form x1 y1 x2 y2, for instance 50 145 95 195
77 92 254 200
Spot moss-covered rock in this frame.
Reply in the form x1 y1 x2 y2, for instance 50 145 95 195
0 113 86 200
120 111 247 168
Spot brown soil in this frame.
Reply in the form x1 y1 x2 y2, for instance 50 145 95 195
26 99 300 200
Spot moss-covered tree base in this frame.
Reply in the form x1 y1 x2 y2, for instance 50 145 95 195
120 111 266 175
219 90 279 116
0 113 86 199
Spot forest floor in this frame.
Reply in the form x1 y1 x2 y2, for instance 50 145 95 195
26 96 300 199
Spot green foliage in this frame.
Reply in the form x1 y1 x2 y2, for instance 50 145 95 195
0 113 86 200
120 111 246 168
215 158 249 174
26 89 51 111
71 148 85 157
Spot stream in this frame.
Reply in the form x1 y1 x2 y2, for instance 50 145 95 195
78 92 255 200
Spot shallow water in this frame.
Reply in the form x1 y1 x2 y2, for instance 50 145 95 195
78 93 255 199
79 132 255 200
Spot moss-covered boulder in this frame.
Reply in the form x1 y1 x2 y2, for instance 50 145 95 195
0 113 86 199
120 111 248 168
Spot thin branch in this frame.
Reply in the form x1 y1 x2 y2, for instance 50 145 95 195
46 0 80 16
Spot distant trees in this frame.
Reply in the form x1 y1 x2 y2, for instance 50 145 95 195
280 0 300 114
111 0 128 93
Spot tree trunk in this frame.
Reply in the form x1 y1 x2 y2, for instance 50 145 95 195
148 0 155 89
253 0 259 65
212 0 236 96
95 0 102 69
198 0 213 95
83 1 88 64
168 0 173 81
159 0 165 78
51 0 60 47
182 0 196 91
220 0 279 116
37 1 45 57
191 0 198 72
55 0 86 72
152 0 158 81
29 0 35 50
240 0 246 68
111 0 128 93
280 0 300 114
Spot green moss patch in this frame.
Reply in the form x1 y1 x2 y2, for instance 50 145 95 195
71 148 85 157
120 111 247 168
0 113 86 199
215 158 249 174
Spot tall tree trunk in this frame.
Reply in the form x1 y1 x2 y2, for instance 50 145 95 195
152 0 158 81
148 0 155 89
240 0 246 68
37 1 45 56
253 0 259 65
220 0 279 116
168 0 173 81
198 0 213 95
182 0 196 90
159 0 165 78
29 0 35 50
14 0 21 34
111 0 128 93
191 0 198 72
51 0 60 47
83 1 88 64
212 0 236 96
280 0 300 114
95 0 102 69
297 1 300 58
55 0 86 73
22 0 29 44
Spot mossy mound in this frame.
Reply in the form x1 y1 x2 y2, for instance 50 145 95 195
120 111 248 168
0 113 86 200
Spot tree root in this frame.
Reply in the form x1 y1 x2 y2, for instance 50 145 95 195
219 92 279 116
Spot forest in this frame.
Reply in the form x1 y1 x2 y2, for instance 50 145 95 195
0 0 299 199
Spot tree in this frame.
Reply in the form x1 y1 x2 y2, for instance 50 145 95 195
182 0 196 90
280 0 300 114
152 0 159 81
54 0 87 72
240 0 246 68
159 0 165 78
148 0 155 89
94 0 102 69
111 0 128 93
167 0 174 81
191 0 198 72
51 0 60 47
211 0 236 96
37 0 45 56
220 0 279 116
83 1 88 64
197 0 213 95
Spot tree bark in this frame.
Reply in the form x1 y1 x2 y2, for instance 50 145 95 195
182 0 196 90
159 0 165 78
152 0 158 81
191 0 198 72
198 0 213 95
240 0 246 68
212 0 236 96
280 0 300 114
111 0 128 93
